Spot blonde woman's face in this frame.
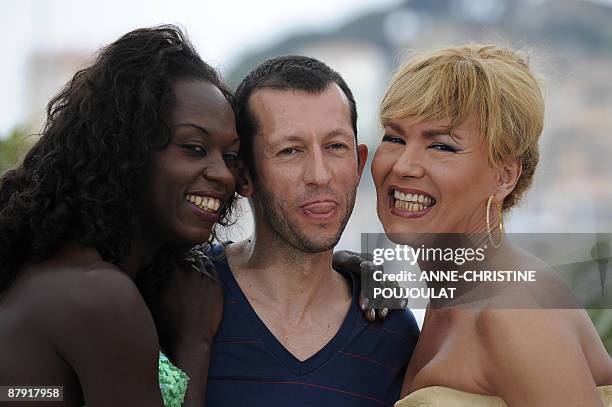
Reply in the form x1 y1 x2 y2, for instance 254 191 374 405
371 116 498 236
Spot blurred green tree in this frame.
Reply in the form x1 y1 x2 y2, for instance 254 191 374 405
589 309 612 356
0 128 34 175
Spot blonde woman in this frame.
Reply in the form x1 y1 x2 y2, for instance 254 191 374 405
347 44 612 406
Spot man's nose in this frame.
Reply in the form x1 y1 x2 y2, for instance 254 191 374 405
303 147 332 186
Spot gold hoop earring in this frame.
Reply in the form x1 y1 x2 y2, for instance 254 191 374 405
486 195 503 248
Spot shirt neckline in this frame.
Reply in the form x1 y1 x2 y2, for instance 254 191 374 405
221 257 359 376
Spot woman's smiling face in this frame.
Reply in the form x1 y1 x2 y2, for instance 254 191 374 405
142 79 240 246
371 115 499 237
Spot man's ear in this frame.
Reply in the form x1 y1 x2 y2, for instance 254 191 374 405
236 160 254 197
357 144 368 178
494 159 522 202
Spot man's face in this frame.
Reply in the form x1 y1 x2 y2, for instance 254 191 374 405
249 84 367 253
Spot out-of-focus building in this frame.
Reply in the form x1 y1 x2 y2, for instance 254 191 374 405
24 50 92 134
224 0 612 246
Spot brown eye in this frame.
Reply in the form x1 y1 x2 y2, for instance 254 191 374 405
181 144 206 155
223 152 239 163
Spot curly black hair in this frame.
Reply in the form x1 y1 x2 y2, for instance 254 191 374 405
0 25 238 294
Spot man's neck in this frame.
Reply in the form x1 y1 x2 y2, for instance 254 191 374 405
227 232 349 317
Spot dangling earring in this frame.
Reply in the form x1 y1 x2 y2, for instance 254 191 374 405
486 195 503 248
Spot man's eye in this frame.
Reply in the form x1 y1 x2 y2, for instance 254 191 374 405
280 148 298 156
429 143 457 153
382 135 405 145
328 143 348 150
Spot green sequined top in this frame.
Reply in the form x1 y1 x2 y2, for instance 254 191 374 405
158 352 189 407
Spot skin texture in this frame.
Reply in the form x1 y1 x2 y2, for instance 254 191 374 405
0 80 237 406
372 116 519 236
370 115 612 406
227 84 368 361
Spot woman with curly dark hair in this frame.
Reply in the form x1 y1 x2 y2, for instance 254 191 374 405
0 25 242 406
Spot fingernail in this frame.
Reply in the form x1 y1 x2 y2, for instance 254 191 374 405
368 309 376 321
381 308 388 318
361 297 369 310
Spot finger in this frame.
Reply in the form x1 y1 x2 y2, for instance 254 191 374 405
376 308 389 320
367 308 376 322
360 296 370 311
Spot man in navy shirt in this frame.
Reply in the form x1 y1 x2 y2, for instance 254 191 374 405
206 55 419 406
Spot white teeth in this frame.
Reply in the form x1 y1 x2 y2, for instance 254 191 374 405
185 194 222 213
393 190 435 212
393 190 435 208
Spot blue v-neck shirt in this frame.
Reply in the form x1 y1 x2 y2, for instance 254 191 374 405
206 248 420 406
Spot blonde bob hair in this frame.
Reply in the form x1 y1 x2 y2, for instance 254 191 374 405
380 44 544 211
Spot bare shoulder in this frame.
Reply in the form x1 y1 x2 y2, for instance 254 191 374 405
475 308 605 406
6 260 156 349
10 260 146 318
476 307 581 353
52 262 155 337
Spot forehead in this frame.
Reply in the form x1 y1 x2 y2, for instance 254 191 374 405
169 80 235 135
249 84 353 141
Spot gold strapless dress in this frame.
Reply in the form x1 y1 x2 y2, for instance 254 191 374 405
395 385 612 406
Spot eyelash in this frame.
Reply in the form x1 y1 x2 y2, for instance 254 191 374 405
223 153 239 163
280 148 299 156
382 135 457 153
430 144 457 153
280 143 348 156
382 135 405 145
182 144 206 154
328 143 348 150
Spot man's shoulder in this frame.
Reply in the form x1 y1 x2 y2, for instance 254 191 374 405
377 308 420 343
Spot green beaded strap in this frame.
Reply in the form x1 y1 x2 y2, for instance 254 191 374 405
159 352 189 407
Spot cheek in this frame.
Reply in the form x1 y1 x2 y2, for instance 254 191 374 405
371 148 394 192
436 162 494 212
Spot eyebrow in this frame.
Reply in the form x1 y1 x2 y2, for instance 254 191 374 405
386 122 462 142
269 128 353 148
172 123 209 136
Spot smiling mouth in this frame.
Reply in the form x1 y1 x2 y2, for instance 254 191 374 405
391 189 436 213
185 193 222 213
